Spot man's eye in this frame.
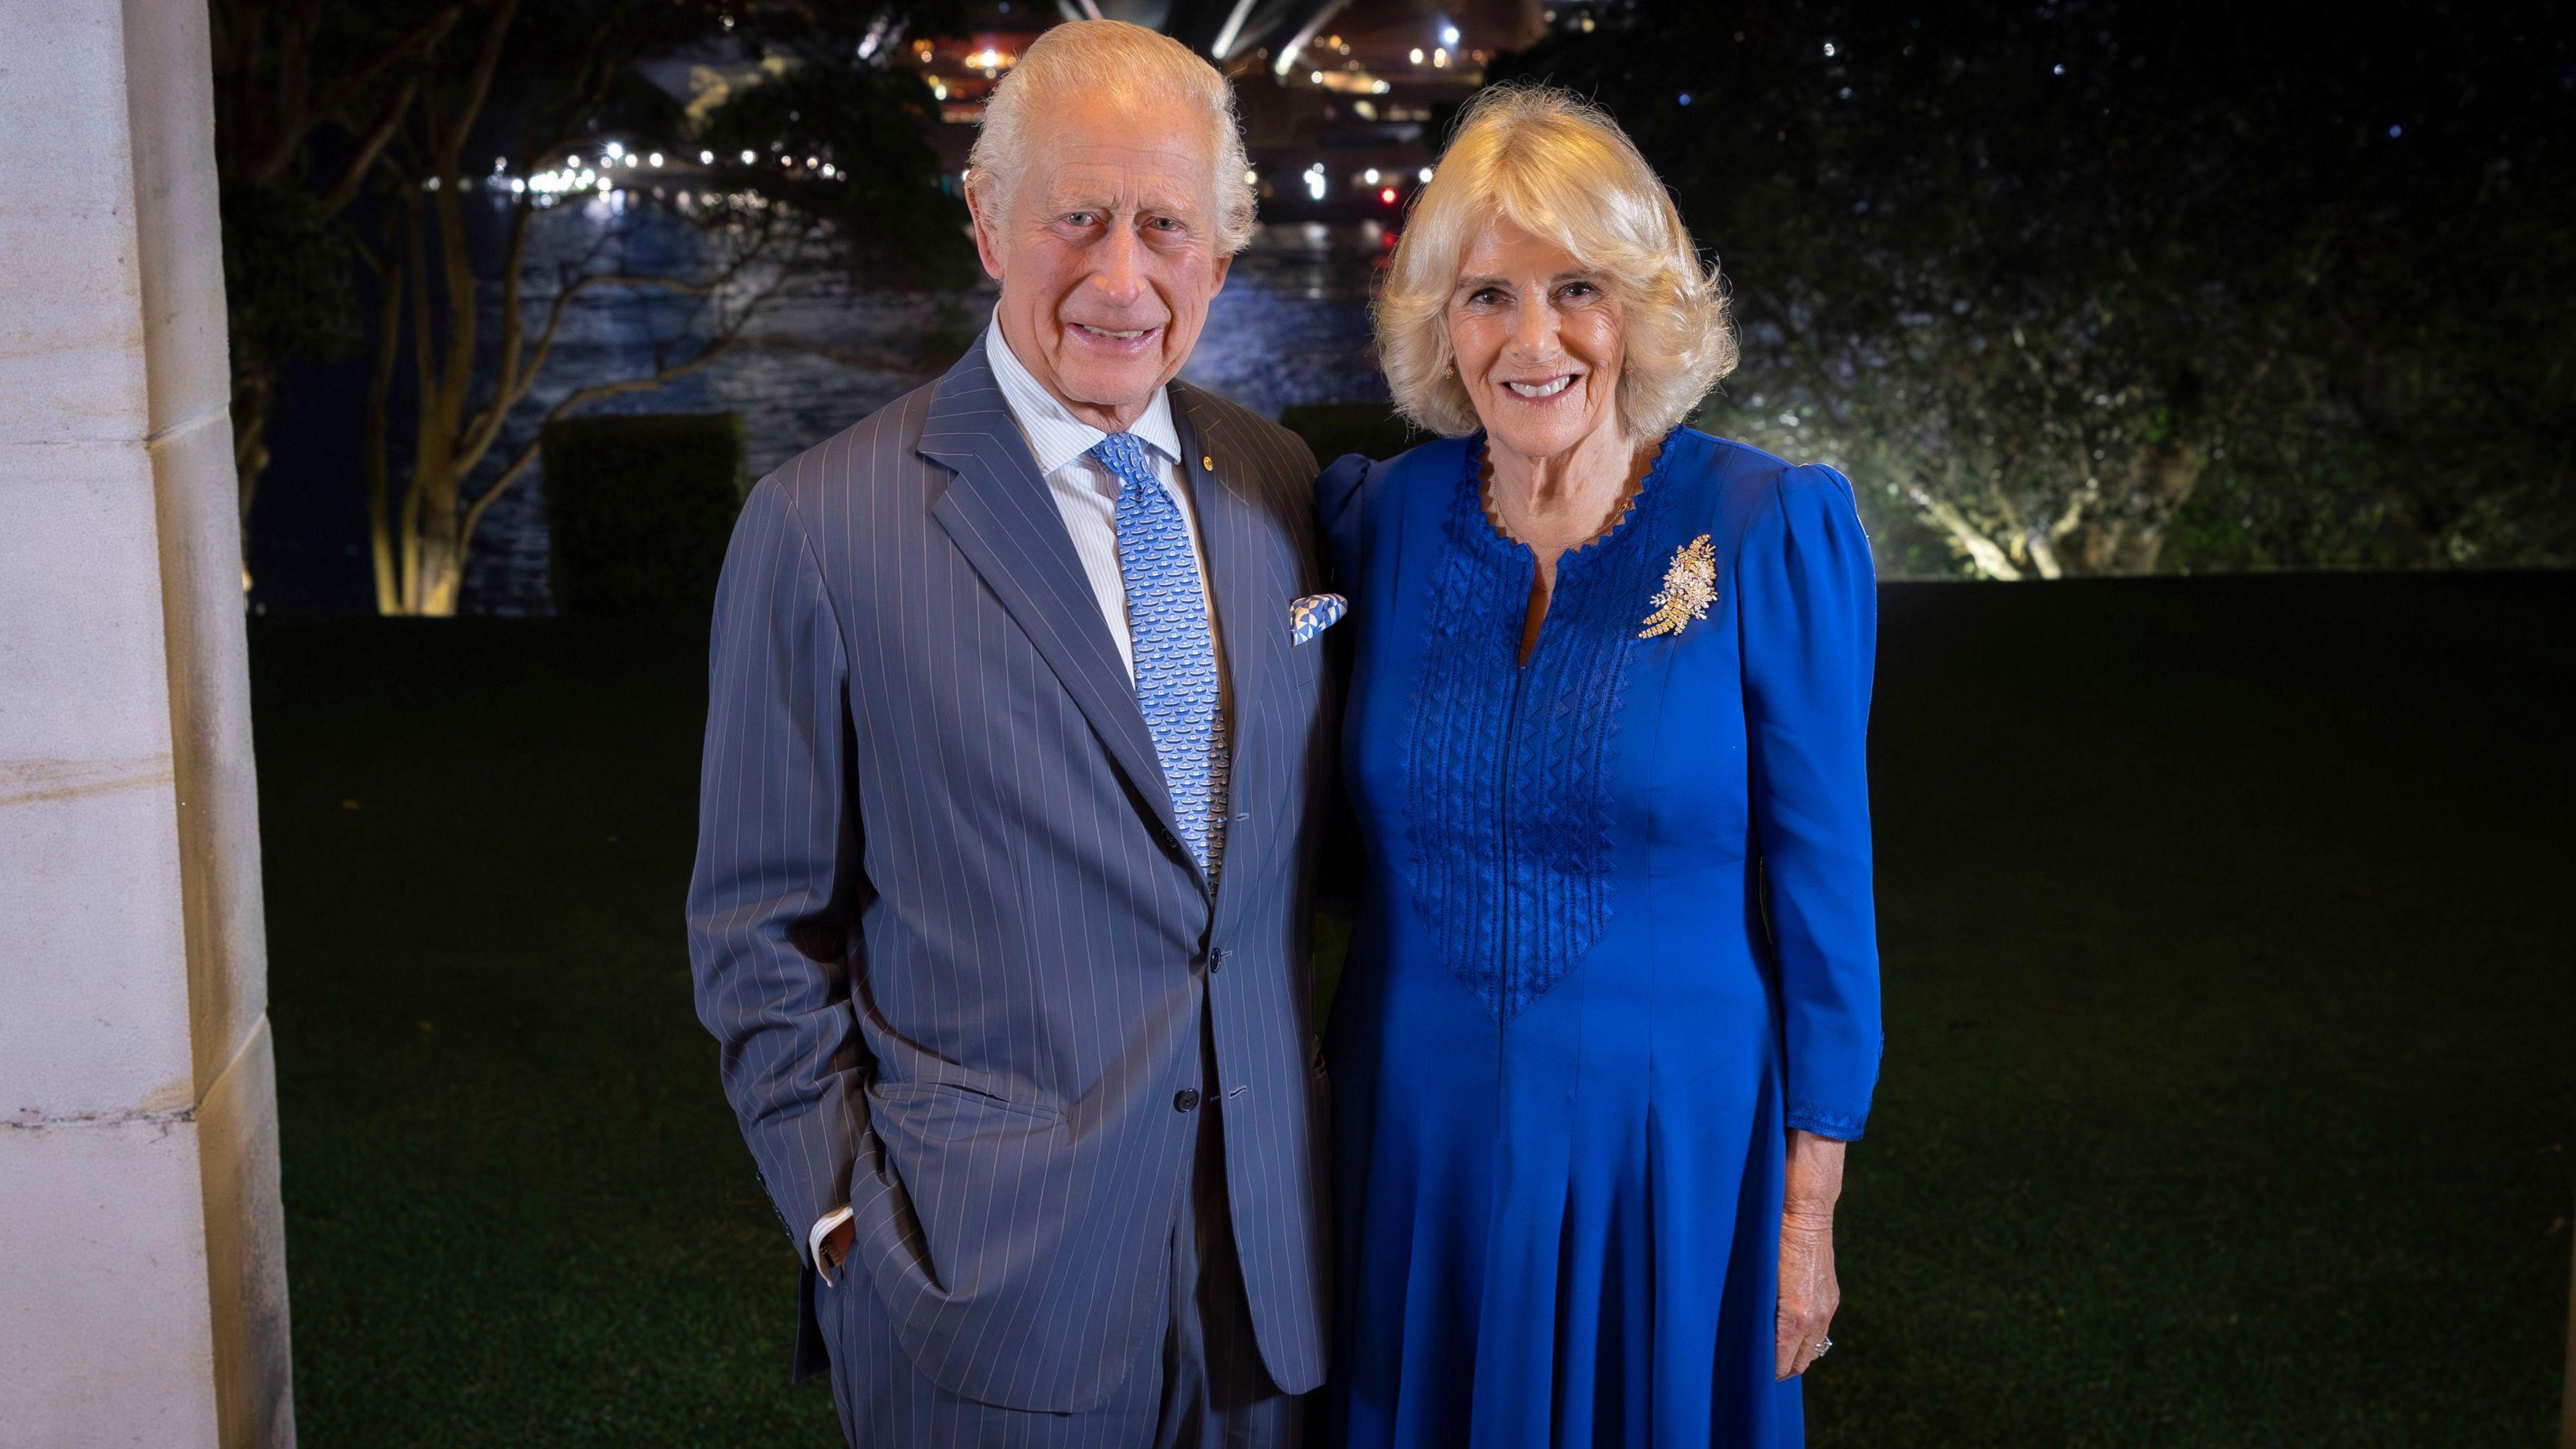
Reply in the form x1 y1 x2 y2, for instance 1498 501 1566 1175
1063 211 1099 227
1147 216 1183 232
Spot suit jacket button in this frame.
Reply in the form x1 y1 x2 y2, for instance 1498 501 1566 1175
1174 1089 1201 1113
1208 947 1230 971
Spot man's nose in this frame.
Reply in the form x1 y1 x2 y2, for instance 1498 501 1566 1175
1088 221 1146 307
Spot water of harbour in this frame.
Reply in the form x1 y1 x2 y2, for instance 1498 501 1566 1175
458 209 1391 615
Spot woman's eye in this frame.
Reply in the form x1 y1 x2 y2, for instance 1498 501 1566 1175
1468 287 1504 306
1561 280 1600 301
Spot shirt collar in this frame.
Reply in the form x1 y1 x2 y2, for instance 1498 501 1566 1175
984 316 1181 478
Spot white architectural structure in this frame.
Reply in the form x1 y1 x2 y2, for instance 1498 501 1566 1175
0 0 293 1443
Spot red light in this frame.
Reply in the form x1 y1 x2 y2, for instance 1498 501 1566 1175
1380 186 1398 204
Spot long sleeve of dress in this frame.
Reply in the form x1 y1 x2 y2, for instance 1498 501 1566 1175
685 477 869 1263
1736 464 1882 1140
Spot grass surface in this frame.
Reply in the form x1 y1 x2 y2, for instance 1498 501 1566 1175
250 573 2573 1447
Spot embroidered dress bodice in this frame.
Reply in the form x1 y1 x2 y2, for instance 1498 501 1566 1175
1405 437 1682 1019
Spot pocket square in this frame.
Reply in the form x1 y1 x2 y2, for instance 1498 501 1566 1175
1290 592 1348 645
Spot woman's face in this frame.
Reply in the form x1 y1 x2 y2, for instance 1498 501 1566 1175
1446 215 1626 464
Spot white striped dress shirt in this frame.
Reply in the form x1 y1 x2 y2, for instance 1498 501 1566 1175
985 318 1226 688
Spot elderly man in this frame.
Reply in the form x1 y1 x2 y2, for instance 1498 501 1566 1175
686 18 1335 1448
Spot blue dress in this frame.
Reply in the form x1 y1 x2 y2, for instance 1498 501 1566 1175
1318 429 1883 1448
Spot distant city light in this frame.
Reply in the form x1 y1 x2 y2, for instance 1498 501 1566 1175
2052 62 2066 75
567 155 584 168
604 141 625 158
1823 41 1837 57
1440 23 1461 46
1363 167 1381 184
2388 123 2404 137
1410 47 1425 64
1244 168 1259 184
1678 92 1693 105
648 152 663 167
1417 166 1434 182
700 150 714 164
805 156 819 168
1311 70 1324 83
1380 186 1397 204
1432 48 1448 66
741 150 757 164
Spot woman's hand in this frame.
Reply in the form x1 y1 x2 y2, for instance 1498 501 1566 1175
1776 1129 1847 1380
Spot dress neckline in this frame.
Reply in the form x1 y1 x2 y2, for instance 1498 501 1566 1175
1463 430 1678 572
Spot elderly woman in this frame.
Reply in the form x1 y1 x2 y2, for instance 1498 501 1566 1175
1319 87 1882 1447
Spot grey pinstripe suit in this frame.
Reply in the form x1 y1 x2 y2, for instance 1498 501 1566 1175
686 333 1334 1435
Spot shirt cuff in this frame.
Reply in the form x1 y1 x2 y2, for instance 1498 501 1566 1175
808 1205 855 1285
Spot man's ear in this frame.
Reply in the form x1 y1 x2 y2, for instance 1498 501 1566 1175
1210 246 1234 294
965 176 1009 282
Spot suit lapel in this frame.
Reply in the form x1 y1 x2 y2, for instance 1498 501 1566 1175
1173 390 1283 924
919 341 1193 873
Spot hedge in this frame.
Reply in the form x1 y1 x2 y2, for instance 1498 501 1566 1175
1277 401 1419 468
541 412 747 617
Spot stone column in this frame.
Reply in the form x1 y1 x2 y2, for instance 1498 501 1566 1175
0 1 294 1444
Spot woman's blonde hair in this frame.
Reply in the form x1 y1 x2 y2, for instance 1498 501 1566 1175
1377 85 1736 439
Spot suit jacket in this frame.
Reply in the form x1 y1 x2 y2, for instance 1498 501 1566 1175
686 333 1335 1412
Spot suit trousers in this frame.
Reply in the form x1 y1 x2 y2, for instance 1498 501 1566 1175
823 1003 1306 1448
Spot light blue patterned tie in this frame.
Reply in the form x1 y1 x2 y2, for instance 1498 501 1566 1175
1090 431 1227 880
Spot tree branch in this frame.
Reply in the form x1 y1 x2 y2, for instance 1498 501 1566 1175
244 1 468 185
460 268 722 472
317 76 419 215
435 0 519 167
1908 485 2025 580
309 1 471 123
458 334 742 549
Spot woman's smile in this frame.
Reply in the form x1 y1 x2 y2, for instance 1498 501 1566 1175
1499 373 1578 400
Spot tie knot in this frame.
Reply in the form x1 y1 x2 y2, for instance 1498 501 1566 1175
1087 432 1159 492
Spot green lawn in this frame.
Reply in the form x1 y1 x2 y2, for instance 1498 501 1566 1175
251 573 2572 1447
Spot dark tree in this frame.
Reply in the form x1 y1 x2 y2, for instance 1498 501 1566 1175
211 0 975 612
1500 1 2575 575
212 1 470 532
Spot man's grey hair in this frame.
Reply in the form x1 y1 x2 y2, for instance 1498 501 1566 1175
967 19 1257 256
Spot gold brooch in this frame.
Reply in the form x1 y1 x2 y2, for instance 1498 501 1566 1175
1638 534 1717 639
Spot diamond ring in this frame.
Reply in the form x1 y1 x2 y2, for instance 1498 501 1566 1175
1812 1336 1833 1359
